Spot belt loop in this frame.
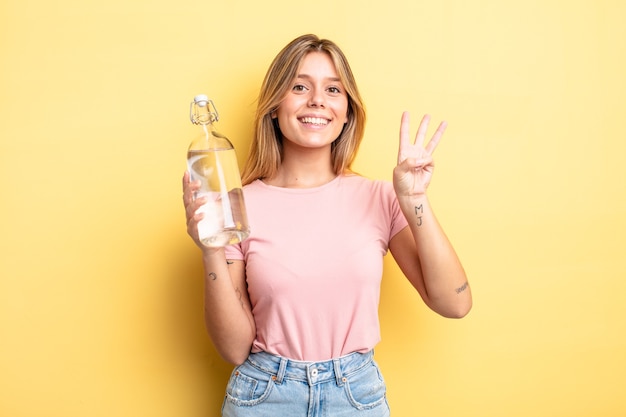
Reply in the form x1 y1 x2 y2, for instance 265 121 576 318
274 357 287 385
333 358 345 386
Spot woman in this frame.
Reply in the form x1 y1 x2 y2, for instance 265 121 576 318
183 34 471 417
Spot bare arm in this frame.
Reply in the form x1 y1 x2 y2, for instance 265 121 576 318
390 113 472 318
183 172 256 364
390 201 471 318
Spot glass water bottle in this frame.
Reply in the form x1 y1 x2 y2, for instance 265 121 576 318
187 95 249 247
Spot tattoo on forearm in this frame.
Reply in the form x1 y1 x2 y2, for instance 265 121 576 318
415 204 423 226
226 260 234 265
455 282 469 294
208 272 217 280
235 288 245 309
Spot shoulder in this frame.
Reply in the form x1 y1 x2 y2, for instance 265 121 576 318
242 179 266 194
340 174 395 195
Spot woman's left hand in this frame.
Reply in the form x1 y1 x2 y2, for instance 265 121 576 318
393 112 447 198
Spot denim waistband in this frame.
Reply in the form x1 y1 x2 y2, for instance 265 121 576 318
245 350 374 387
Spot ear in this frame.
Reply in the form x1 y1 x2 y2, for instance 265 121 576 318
270 109 277 119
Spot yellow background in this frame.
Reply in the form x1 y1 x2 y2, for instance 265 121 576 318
1 0 625 416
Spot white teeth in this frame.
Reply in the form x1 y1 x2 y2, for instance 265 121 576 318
300 117 328 125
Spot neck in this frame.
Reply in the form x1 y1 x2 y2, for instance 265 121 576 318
265 147 337 188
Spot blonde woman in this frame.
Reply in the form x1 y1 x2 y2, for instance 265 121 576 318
183 34 472 417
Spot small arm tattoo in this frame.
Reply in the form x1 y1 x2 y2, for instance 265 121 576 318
455 282 469 294
415 204 424 226
235 288 245 309
226 260 234 265
208 272 217 280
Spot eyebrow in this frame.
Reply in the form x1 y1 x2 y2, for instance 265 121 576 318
296 73 342 83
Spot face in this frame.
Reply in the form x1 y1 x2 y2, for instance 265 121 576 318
273 52 349 151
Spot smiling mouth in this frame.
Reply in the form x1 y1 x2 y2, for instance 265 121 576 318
299 117 329 126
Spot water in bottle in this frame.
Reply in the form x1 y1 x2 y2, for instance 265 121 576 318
187 95 249 247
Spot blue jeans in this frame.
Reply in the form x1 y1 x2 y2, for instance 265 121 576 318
222 350 390 417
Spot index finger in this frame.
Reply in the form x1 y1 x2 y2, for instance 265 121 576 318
398 111 411 164
399 111 411 145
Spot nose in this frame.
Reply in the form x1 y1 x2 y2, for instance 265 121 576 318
308 88 325 108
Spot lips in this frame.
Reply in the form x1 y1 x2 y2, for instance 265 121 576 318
299 116 329 126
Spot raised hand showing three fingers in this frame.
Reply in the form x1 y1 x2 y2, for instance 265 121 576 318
393 112 447 198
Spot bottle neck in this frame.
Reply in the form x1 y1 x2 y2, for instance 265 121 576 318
190 98 219 126
194 106 212 125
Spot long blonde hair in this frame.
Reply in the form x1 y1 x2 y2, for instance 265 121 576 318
241 34 366 185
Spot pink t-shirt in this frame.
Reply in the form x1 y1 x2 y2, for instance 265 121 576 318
224 174 408 361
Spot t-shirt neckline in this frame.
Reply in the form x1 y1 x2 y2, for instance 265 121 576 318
255 175 343 194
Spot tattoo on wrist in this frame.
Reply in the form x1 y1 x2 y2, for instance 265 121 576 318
208 272 217 280
226 260 234 265
455 282 469 294
415 204 423 226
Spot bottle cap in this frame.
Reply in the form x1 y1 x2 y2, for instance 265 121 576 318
194 94 209 107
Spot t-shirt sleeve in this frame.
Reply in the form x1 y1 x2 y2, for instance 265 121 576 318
386 182 409 240
224 242 244 261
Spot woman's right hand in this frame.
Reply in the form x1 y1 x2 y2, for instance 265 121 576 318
182 171 207 249
183 171 255 365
